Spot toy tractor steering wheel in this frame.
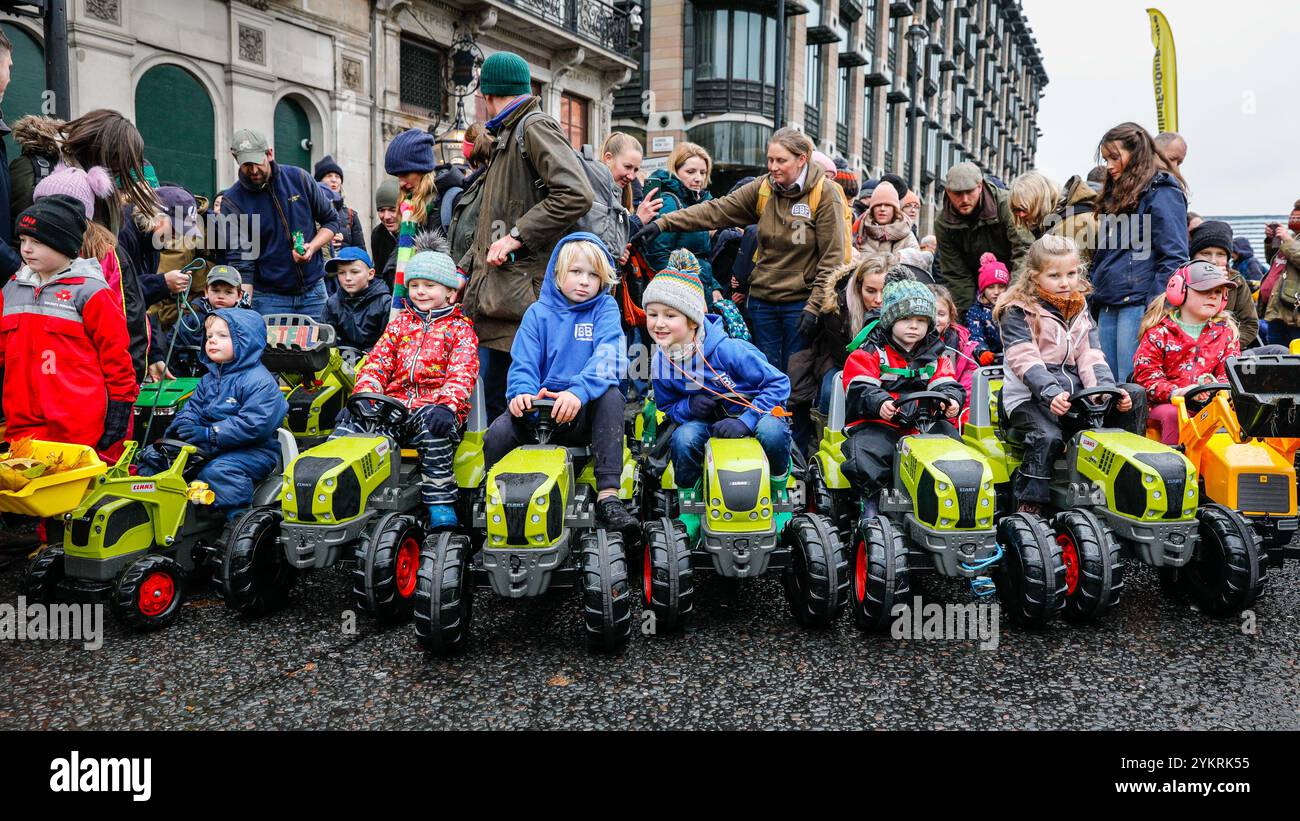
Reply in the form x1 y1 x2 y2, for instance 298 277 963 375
893 391 956 432
347 392 409 432
1181 382 1231 416
149 438 210 478
1065 385 1127 427
528 398 560 445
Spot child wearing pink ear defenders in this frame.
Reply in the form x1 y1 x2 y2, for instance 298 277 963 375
1132 260 1241 445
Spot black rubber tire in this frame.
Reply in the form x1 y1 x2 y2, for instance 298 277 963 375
643 488 677 521
1183 504 1266 616
413 531 473 655
21 546 65 603
1052 509 1124 622
850 514 910 632
781 512 849 627
218 508 296 617
994 512 1066 627
641 516 694 633
457 486 485 553
111 554 185 631
580 529 633 652
352 513 425 624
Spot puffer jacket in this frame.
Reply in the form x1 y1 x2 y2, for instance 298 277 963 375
7 115 64 263
1132 314 1240 404
321 278 392 351
643 168 722 296
353 304 479 424
964 299 1001 360
998 296 1115 415
1089 171 1188 308
853 212 920 257
941 323 978 406
841 323 963 431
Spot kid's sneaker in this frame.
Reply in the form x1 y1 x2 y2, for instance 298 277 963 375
596 495 638 533
428 504 458 531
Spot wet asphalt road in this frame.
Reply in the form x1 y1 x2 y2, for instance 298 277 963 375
0 545 1297 731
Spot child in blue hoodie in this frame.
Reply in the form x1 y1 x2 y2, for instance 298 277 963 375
482 232 635 532
643 264 791 536
138 308 289 518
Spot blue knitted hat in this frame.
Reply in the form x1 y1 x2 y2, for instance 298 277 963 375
384 128 436 176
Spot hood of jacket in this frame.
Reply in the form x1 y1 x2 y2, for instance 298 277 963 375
770 161 829 200
435 163 466 194
1233 237 1255 259
647 167 706 207
11 115 63 157
1059 175 1099 209
538 230 618 315
14 255 105 288
201 307 268 375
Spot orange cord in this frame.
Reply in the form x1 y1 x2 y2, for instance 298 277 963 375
663 348 790 418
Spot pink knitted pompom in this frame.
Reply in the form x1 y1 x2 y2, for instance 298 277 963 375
85 166 114 199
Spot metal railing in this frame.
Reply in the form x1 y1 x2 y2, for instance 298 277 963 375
502 0 637 58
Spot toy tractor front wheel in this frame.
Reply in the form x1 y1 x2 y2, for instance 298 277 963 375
1182 504 1266 616
850 514 910 632
580 529 632 652
994 512 1066 627
1052 509 1124 622
220 509 296 617
20 546 65 603
353 513 425 624
413 531 474 655
641 517 694 633
112 554 185 631
782 512 849 627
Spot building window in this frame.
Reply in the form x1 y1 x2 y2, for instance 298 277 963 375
837 67 850 126
399 35 445 117
689 7 778 116
560 93 589 150
863 85 876 165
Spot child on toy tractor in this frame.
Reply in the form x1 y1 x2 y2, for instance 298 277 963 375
996 235 1147 514
840 270 965 515
332 233 478 531
137 308 288 519
482 232 636 534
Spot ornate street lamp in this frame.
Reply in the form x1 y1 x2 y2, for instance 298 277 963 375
432 31 483 166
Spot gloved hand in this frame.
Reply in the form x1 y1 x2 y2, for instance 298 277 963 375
976 348 997 366
796 308 821 342
630 221 662 247
96 400 134 451
170 421 206 445
425 404 458 437
710 417 750 439
687 393 721 420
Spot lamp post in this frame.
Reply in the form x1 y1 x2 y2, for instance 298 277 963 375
433 31 483 166
904 22 929 190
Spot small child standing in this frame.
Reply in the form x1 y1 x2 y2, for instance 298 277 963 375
1132 260 1240 445
997 234 1146 513
138 308 289 517
482 232 635 533
321 247 392 351
840 271 964 515
338 233 479 530
964 253 1010 365
0 196 137 459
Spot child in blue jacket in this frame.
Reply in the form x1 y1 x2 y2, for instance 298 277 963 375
138 308 289 518
482 232 635 532
643 265 791 532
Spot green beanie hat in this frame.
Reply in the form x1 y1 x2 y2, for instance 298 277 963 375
375 178 399 211
481 51 532 97
879 266 936 336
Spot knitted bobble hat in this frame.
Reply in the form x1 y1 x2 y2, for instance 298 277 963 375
643 265 707 329
404 231 464 289
879 266 936 335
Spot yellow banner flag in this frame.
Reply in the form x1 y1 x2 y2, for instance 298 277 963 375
1147 8 1179 133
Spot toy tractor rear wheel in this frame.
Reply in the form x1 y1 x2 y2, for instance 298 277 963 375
220 508 296 617
641 517 693 633
782 512 849 627
20 546 65 603
353 513 425 624
413 531 474 655
1183 505 1266 616
112 554 185 631
1052 509 1124 622
643 488 677 521
580 529 632 652
994 512 1066 627
850 514 910 632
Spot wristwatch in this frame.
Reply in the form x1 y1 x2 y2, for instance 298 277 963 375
509 226 522 242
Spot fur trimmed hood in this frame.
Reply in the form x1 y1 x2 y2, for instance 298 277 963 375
10 115 65 157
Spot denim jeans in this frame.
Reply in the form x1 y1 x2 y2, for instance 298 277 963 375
817 369 839 417
252 279 327 322
479 346 512 422
670 415 792 489
746 296 807 373
1097 303 1146 382
1265 321 1300 348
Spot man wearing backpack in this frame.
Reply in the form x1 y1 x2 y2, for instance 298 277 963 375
459 51 593 420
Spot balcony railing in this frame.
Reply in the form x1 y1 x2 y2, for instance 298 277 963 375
836 121 849 151
502 0 637 58
805 104 821 142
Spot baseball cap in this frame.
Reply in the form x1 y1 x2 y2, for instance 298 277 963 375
325 246 375 274
230 129 270 164
155 185 199 238
1181 260 1237 292
206 265 242 288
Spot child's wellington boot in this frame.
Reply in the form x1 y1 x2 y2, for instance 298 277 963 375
677 482 702 542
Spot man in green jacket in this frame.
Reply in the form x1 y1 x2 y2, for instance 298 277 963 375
934 162 1034 314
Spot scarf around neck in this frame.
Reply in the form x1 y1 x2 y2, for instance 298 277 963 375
1037 287 1086 321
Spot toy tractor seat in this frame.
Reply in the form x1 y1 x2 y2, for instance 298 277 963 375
1226 354 1300 439
828 371 847 432
276 427 300 469
994 386 1027 449
262 314 336 375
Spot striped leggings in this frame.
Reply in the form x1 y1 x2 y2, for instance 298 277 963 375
331 404 460 505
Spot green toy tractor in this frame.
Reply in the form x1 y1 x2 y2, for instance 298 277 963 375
964 366 1266 619
133 374 202 447
414 397 636 655
22 434 294 630
263 314 357 448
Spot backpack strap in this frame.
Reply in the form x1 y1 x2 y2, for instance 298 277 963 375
514 109 551 193
754 179 772 220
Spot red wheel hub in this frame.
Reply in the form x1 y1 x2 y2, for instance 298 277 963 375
395 537 420 599
138 571 175 617
643 542 653 601
1057 533 1079 596
854 539 867 603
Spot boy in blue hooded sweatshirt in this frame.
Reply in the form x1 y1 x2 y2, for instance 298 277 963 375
138 308 289 518
643 264 792 537
482 232 636 532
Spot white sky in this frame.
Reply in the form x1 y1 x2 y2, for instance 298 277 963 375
1021 0 1298 215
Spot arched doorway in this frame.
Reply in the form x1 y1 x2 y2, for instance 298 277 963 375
1 23 45 160
273 97 312 173
134 64 216 198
